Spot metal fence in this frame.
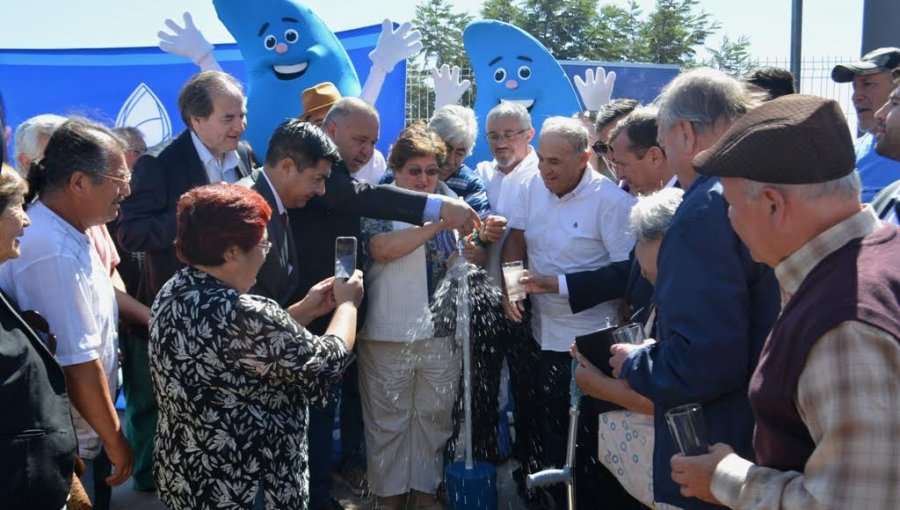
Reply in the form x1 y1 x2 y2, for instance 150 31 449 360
405 56 859 131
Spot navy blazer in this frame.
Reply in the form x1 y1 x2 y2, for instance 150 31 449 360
240 172 301 307
620 175 780 509
117 130 253 305
288 160 428 334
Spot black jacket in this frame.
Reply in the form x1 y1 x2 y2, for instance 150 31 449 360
288 160 429 334
0 292 76 509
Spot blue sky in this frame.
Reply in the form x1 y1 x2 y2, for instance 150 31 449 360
0 0 863 60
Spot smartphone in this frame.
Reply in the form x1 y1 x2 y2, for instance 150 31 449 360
334 236 357 280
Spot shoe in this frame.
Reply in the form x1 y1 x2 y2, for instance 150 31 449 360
313 497 346 510
333 467 369 497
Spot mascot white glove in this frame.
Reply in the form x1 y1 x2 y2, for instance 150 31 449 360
158 12 222 71
430 64 471 110
369 19 423 73
574 66 616 111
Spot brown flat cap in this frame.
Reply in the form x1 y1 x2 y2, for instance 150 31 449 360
693 94 855 184
301 82 342 119
832 47 900 83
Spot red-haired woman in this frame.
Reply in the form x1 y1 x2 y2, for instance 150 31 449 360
148 184 363 510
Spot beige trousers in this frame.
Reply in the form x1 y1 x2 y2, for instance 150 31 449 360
358 337 461 497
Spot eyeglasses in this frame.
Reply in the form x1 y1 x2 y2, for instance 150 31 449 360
103 171 132 186
485 128 528 143
258 240 272 256
405 167 440 177
591 141 610 157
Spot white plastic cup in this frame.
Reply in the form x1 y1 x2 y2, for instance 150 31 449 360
502 261 526 302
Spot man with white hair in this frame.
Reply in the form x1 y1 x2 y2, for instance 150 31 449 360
503 116 635 507
608 69 780 509
672 94 900 510
13 113 67 175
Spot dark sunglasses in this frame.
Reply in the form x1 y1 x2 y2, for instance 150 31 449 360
592 141 610 156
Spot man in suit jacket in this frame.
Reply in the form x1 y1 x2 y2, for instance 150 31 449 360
289 97 480 510
115 71 253 490
240 119 341 324
117 70 254 306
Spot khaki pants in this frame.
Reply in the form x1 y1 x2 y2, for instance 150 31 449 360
358 337 460 497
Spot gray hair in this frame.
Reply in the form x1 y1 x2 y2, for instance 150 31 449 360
428 105 478 154
629 187 685 242
322 97 379 129
656 68 762 134
14 113 66 171
540 116 589 153
486 102 532 131
743 172 861 202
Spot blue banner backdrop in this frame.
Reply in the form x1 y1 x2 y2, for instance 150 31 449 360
0 22 406 158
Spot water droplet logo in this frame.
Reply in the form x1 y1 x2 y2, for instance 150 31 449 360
116 83 172 147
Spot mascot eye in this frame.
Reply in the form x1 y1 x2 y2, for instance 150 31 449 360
518 66 532 80
493 68 507 83
263 35 277 50
284 29 299 44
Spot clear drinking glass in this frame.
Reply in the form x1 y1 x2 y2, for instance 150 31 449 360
502 261 526 302
612 323 646 344
665 403 710 456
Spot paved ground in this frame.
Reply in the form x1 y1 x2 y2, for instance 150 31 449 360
110 460 529 509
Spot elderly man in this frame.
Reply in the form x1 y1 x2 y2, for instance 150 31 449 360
0 119 135 510
13 113 67 175
301 81 387 185
609 69 780 510
831 47 900 202
472 102 540 486
118 70 255 305
503 116 636 507
671 94 900 510
289 97 479 509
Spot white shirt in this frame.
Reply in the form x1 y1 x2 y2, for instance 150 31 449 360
353 149 388 185
0 201 119 458
260 169 286 216
475 148 540 286
191 131 241 184
509 166 636 352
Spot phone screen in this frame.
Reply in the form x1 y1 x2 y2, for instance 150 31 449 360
335 236 357 280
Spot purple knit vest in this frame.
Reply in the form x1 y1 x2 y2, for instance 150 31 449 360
749 224 900 471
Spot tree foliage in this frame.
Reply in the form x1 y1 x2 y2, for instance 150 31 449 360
704 35 755 76
413 0 472 69
413 0 742 67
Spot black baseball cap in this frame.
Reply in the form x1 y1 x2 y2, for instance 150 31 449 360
832 47 900 83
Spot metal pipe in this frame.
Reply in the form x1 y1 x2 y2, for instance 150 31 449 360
790 0 803 91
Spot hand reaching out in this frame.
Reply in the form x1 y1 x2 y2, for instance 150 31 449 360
369 19 423 73
158 12 222 71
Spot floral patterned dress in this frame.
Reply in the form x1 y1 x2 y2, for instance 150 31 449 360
149 267 352 509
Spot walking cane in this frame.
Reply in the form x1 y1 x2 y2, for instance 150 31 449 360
526 359 581 510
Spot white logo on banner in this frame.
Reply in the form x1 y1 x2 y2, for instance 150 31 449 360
116 83 172 147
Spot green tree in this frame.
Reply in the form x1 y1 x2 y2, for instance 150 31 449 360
481 0 522 24
517 0 598 60
639 0 720 65
704 35 755 76
594 1 648 62
413 0 472 68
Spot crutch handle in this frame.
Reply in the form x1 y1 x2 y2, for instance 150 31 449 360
526 467 571 489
